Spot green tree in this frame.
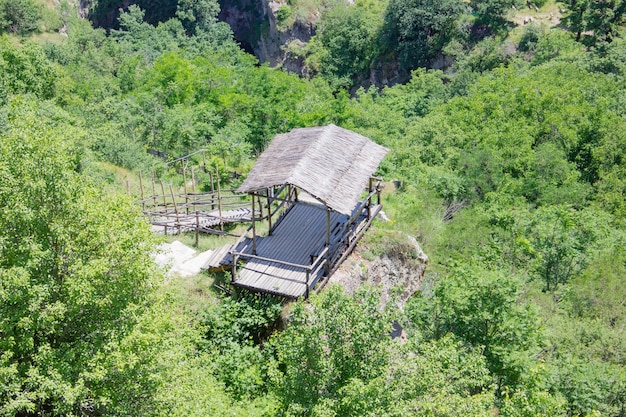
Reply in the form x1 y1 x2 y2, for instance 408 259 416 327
0 0 42 35
407 265 542 389
112 5 186 63
313 1 385 90
470 0 522 30
526 205 612 291
382 0 470 69
271 285 498 416
271 285 395 414
0 37 56 99
176 0 220 35
0 97 157 414
564 0 626 43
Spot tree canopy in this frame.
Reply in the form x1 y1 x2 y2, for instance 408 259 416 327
1 0 625 415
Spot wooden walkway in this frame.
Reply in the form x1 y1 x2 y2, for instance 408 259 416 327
228 202 380 298
151 207 253 233
140 186 257 235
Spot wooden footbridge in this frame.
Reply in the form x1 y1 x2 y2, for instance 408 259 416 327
203 124 388 299
139 187 255 235
136 167 257 237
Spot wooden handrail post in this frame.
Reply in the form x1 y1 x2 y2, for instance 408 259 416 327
151 171 157 207
305 268 310 298
160 180 167 209
195 211 199 247
169 184 180 234
209 170 215 210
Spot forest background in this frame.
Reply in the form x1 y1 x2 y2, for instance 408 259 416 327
0 0 625 415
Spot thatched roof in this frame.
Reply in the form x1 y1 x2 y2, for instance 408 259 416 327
237 124 388 215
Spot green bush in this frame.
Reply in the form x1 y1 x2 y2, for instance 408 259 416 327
0 0 42 35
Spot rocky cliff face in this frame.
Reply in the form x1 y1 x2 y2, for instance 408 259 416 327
218 0 314 73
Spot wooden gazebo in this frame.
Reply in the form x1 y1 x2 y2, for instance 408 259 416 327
216 124 388 298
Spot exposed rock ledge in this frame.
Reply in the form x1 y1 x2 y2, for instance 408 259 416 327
218 0 316 73
329 234 428 309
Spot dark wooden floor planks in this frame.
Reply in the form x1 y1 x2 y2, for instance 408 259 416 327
230 202 379 298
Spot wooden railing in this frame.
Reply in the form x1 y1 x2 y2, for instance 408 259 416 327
231 247 329 297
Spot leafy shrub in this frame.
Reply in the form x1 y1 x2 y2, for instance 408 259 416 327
276 5 293 27
203 291 283 348
0 0 42 35
518 23 543 52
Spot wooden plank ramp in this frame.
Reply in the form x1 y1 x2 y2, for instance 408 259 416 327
203 244 233 270
152 207 253 232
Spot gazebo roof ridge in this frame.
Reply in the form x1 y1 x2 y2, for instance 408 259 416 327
237 124 388 215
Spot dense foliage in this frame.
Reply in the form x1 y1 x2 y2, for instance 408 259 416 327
1 0 625 415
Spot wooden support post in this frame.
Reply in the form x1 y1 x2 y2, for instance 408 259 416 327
267 188 273 235
232 253 238 283
251 193 257 255
377 181 382 205
195 211 199 247
160 180 167 208
151 171 156 207
126 179 131 196
216 167 223 231
191 166 196 193
367 177 373 220
160 179 168 235
169 184 180 234
207 170 215 210
138 171 145 211
305 268 310 298
326 208 331 274
287 185 292 205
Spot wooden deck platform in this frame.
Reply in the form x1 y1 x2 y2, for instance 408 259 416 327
227 201 380 298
